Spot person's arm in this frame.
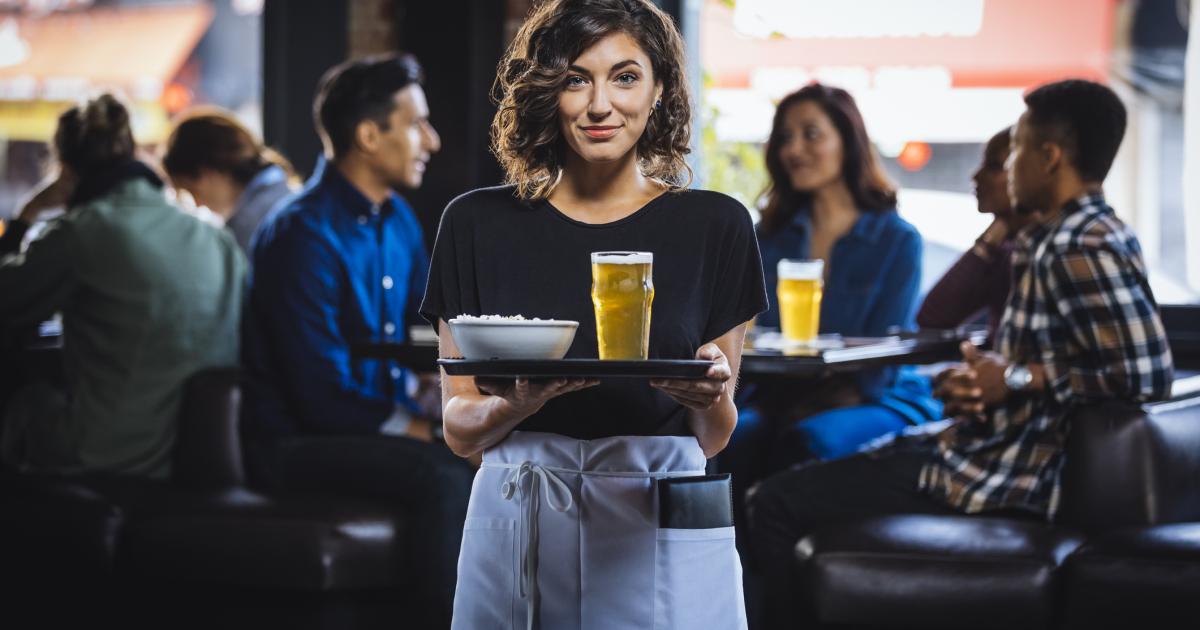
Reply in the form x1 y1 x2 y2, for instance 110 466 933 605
438 319 598 458
863 227 923 335
918 218 1010 329
2 174 76 258
256 227 401 434
0 219 77 324
917 248 993 329
1041 245 1173 405
651 322 748 458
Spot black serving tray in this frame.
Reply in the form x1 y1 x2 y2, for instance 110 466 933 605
437 358 713 379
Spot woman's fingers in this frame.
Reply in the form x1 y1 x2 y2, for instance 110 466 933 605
659 390 720 409
651 378 725 396
652 382 722 408
705 363 732 382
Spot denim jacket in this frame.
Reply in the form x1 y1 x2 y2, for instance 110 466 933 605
756 206 939 423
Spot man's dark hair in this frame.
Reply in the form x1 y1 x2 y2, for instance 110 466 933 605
1023 79 1127 183
313 53 425 158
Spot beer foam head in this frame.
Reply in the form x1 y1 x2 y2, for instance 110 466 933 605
591 251 653 264
778 259 824 280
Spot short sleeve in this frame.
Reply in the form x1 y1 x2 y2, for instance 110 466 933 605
419 195 480 326
702 197 769 342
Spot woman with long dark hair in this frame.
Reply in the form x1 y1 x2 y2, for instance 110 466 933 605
420 1 766 627
722 84 939 516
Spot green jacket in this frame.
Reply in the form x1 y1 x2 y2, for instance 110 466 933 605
0 176 245 478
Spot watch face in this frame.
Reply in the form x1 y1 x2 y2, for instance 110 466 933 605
1006 365 1031 391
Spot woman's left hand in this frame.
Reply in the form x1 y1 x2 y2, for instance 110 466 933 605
18 172 76 223
650 343 731 410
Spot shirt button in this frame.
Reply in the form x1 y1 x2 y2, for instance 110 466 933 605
382 275 394 290
384 322 396 335
357 215 368 225
371 204 381 215
390 367 402 379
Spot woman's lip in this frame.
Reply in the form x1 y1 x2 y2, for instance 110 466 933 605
582 126 621 139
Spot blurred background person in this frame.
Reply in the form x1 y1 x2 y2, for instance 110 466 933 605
0 93 244 479
240 53 467 629
162 107 298 253
917 126 1037 341
747 77 1174 630
720 83 940 540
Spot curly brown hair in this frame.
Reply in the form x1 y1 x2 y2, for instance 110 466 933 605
492 0 692 199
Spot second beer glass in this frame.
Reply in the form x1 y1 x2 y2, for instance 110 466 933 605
777 259 824 343
591 251 654 360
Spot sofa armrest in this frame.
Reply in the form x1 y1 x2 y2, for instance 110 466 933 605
1058 395 1200 532
174 367 245 490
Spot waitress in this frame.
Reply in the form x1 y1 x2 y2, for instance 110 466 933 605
419 1 766 628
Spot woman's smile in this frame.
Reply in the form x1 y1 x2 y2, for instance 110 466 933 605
581 125 623 139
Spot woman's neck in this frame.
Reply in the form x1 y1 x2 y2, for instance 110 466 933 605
809 180 859 232
550 150 662 223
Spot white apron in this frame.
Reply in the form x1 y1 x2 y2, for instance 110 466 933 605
451 430 748 630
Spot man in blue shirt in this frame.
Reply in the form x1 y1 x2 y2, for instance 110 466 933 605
242 53 470 628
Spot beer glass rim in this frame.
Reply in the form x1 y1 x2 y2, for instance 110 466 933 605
591 251 653 264
778 258 823 279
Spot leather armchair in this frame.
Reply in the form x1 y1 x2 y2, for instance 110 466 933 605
1057 398 1200 532
793 394 1200 629
2 368 415 629
795 515 1081 629
119 367 408 593
1060 395 1200 628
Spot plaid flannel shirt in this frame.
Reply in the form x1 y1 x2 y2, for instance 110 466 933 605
919 192 1174 517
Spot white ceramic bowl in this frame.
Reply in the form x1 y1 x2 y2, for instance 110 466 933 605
448 317 578 360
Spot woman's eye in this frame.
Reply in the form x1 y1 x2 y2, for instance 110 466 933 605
615 73 638 85
565 76 587 88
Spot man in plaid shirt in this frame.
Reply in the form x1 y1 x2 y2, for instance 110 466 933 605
748 79 1174 629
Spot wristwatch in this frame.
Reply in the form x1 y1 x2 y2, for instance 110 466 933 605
1003 363 1034 392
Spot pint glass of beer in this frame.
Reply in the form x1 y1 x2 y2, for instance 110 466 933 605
777 259 824 343
591 251 654 360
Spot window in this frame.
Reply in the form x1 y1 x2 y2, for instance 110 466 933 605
697 0 1198 304
0 0 263 217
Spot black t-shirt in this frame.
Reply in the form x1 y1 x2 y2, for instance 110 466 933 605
420 185 768 438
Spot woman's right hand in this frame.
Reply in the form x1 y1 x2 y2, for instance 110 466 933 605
475 376 599 421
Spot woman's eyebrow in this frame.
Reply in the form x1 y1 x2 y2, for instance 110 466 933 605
566 60 643 75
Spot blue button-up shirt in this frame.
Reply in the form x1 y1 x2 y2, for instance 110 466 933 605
757 207 921 335
242 158 429 440
756 206 939 423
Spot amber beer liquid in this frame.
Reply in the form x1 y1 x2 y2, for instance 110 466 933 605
777 259 824 343
591 252 654 360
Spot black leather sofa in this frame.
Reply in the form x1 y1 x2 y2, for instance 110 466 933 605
0 368 415 629
6 367 1199 629
795 390 1200 629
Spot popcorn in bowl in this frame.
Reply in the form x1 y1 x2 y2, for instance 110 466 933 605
448 315 578 359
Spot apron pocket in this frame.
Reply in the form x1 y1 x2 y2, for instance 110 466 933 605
653 526 746 630
452 517 518 630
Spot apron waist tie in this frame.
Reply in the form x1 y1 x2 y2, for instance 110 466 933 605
501 461 574 630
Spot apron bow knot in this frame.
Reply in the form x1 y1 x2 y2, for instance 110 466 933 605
502 461 574 630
